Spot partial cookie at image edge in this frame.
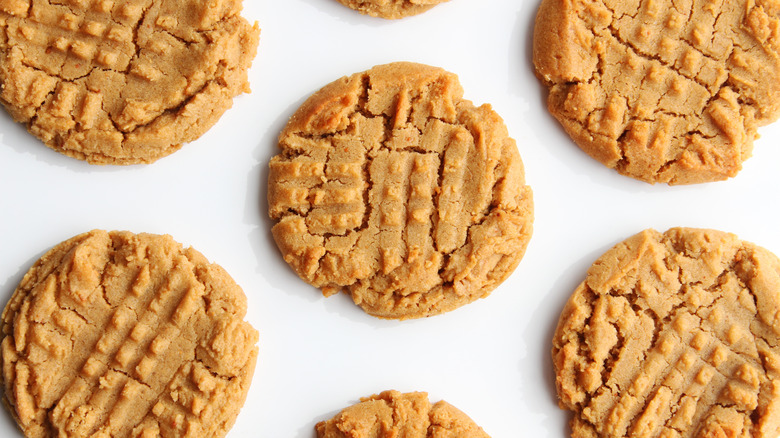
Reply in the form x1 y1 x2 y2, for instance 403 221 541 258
553 227 780 437
335 0 451 19
316 390 491 438
532 0 780 184
0 0 260 164
0 230 258 437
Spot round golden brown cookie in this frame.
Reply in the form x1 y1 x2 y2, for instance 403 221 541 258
335 0 449 19
316 390 491 437
267 61 534 320
553 227 780 437
0 230 258 437
0 0 259 164
533 0 780 184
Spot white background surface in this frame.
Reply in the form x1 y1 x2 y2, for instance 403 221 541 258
1 0 779 436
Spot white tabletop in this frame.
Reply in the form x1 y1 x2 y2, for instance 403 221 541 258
1 0 779 436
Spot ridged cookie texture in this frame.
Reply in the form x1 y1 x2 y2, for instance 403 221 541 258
268 61 534 320
335 0 450 19
0 0 259 164
315 390 490 438
533 0 780 184
0 230 258 438
553 228 780 437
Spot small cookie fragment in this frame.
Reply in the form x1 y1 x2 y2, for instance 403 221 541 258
335 0 450 19
268 61 534 319
533 0 780 184
0 230 258 437
316 390 490 438
0 0 260 164
553 227 780 437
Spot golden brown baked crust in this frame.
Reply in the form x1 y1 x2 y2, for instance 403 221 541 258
0 230 258 437
0 0 259 164
315 390 491 438
533 0 780 184
268 61 534 320
335 0 449 19
553 227 780 437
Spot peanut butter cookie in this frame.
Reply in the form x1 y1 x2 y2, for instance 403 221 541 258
533 0 780 184
268 62 534 320
1 230 258 437
316 390 490 438
553 227 780 437
335 0 450 19
0 0 259 164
